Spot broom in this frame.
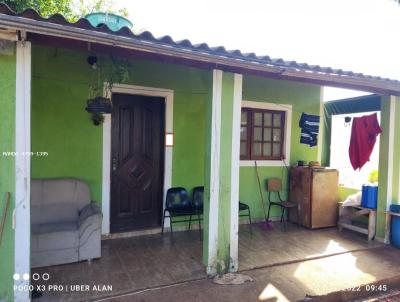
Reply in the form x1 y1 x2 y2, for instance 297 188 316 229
254 161 273 230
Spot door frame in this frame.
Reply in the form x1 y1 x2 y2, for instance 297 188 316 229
102 83 173 235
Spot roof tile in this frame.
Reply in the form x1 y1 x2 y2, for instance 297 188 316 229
0 3 398 85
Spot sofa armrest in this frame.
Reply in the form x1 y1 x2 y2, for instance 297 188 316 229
78 203 102 227
78 203 102 261
78 202 102 244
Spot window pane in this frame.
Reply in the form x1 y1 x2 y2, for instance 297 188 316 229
263 113 272 126
241 112 247 125
240 142 247 156
240 126 247 140
253 142 262 156
273 114 281 127
263 128 272 141
263 143 271 157
254 127 262 141
254 112 262 126
273 143 281 157
272 129 281 142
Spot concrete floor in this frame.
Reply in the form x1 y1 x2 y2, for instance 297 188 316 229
32 222 400 302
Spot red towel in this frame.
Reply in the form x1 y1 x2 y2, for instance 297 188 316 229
349 113 382 170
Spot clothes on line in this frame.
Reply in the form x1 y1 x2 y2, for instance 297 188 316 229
349 112 382 170
299 113 320 147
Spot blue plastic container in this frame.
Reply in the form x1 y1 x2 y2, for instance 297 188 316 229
361 185 378 209
390 204 400 249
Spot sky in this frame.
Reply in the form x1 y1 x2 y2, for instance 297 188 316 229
112 0 400 101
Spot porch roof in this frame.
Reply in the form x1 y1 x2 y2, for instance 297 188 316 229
1 3 400 95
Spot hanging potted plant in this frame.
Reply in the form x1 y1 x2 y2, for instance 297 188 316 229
85 56 130 124
85 96 113 114
85 55 113 115
91 112 105 126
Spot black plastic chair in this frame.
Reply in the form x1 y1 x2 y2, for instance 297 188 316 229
162 187 194 234
266 178 297 229
239 202 252 233
189 186 204 238
190 186 252 234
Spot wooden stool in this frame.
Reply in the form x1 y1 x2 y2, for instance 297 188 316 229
338 203 376 241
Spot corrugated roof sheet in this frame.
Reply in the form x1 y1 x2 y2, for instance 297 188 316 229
0 2 399 87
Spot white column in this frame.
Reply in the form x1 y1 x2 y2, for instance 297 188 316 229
317 86 324 163
206 69 222 275
14 40 31 302
229 74 242 272
386 96 395 212
101 114 111 235
378 95 396 243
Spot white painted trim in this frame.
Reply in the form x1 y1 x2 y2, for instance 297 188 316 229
101 84 173 235
386 96 395 211
394 97 400 205
14 41 31 302
240 160 290 167
207 69 222 275
240 100 292 167
229 74 242 272
101 114 111 234
317 87 324 163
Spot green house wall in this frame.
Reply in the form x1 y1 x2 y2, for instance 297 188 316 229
31 45 210 205
31 48 104 203
0 43 16 302
0 44 322 298
239 75 322 219
31 45 322 227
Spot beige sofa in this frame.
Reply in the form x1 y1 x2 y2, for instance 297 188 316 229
31 179 102 268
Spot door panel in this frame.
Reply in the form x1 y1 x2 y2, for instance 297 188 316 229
110 93 165 233
311 170 339 228
289 167 311 227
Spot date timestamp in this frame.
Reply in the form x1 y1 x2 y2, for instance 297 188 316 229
346 284 388 292
365 284 388 292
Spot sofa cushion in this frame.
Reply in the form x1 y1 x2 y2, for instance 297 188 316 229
31 179 91 224
32 222 79 251
32 222 78 234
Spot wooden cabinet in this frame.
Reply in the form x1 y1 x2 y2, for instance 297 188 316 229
289 167 339 229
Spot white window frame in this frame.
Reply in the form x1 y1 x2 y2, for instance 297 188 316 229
240 100 292 167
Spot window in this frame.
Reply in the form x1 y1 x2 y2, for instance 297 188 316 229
240 108 285 160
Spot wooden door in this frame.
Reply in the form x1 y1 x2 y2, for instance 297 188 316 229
110 93 165 233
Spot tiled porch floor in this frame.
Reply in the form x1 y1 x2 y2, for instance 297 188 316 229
32 223 384 301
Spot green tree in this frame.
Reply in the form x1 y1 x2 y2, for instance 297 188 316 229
75 0 128 19
4 0 128 22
